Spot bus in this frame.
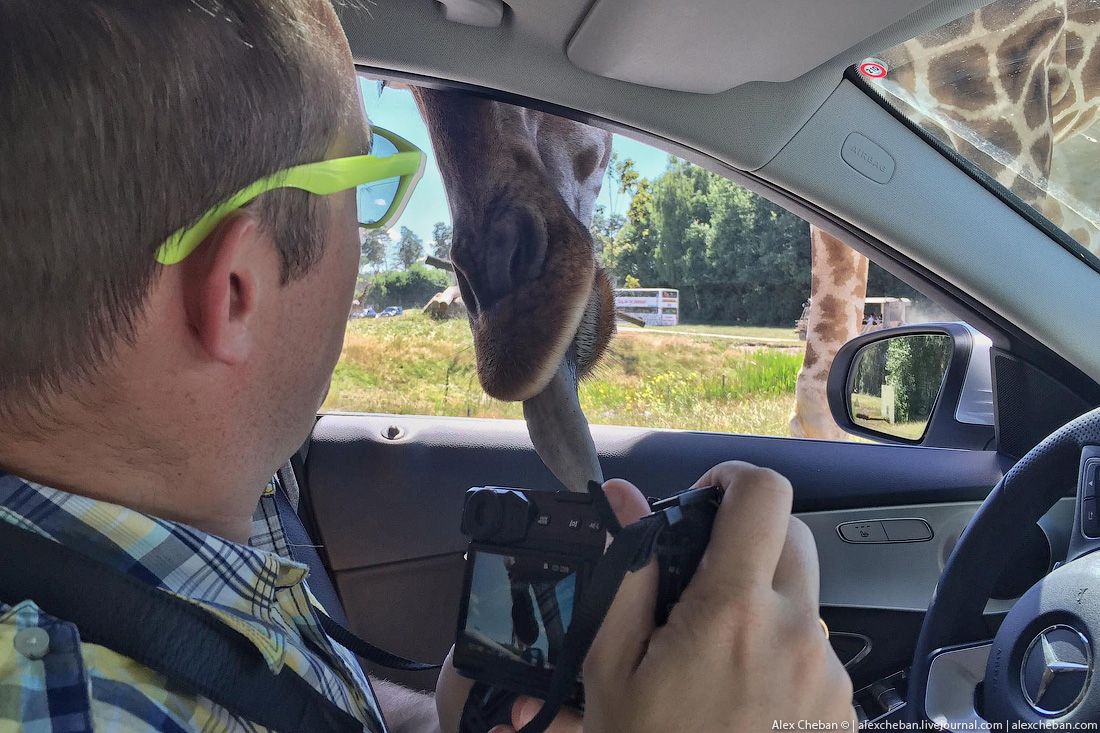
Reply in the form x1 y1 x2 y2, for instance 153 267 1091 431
614 288 680 326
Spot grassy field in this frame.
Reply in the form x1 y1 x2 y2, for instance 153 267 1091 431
639 323 799 342
850 392 927 440
323 313 806 436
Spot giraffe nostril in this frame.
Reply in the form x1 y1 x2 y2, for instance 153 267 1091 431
472 206 549 310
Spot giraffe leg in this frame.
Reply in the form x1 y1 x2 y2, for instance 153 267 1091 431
789 228 868 440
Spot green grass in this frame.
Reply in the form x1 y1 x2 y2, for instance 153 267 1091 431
324 312 806 436
850 392 927 440
639 323 799 342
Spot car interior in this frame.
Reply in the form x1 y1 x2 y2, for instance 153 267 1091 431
280 0 1100 727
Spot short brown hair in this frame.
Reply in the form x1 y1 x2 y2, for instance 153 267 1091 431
0 0 356 413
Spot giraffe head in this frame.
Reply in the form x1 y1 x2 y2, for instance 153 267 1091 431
412 88 615 489
413 88 615 402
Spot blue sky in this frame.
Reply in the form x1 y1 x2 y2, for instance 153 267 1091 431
358 77 675 244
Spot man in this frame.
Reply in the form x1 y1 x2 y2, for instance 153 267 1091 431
0 1 854 731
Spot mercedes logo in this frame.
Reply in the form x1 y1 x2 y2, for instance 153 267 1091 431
1020 625 1092 716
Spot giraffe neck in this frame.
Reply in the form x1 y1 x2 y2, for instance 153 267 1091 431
790 229 869 440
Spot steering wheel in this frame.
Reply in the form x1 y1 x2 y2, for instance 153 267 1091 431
908 406 1100 725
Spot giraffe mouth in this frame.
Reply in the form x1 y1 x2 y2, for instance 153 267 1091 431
519 274 615 492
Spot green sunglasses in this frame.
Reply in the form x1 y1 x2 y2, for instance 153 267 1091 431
155 126 426 265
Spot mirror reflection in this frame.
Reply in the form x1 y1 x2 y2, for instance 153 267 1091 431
849 334 952 440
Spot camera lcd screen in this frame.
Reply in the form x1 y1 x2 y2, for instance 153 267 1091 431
460 549 578 672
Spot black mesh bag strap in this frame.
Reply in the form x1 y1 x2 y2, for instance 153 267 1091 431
317 613 441 672
0 520 365 733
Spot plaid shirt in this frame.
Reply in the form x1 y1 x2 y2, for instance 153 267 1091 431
0 473 388 732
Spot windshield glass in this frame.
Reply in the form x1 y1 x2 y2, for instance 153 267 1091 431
857 0 1100 267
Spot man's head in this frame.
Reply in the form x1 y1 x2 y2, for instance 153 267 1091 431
0 0 365 534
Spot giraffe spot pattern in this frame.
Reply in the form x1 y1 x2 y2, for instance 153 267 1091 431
1051 72 1078 117
1042 199 1066 227
811 293 852 345
1030 133 1052 170
984 118 1024 158
1071 4 1100 27
927 45 998 110
998 14 1062 103
979 0 1035 33
1010 173 1044 204
572 147 599 183
1080 41 1100 99
1069 227 1091 245
951 135 986 168
884 48 916 93
1023 70 1050 129
823 234 851 270
1066 30 1085 68
918 119 953 148
919 12 976 48
803 342 820 370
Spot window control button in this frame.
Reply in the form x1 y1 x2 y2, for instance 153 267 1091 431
837 521 887 543
881 518 933 542
1082 498 1100 538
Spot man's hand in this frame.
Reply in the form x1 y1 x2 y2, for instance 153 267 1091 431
583 462 856 731
440 461 854 732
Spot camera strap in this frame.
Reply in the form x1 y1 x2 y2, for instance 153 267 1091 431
513 482 677 733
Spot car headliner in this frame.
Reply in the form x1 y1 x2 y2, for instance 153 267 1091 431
339 0 1100 389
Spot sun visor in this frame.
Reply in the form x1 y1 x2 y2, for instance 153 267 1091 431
567 0 935 94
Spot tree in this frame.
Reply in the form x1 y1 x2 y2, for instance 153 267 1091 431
396 226 425 269
623 274 641 289
590 204 624 260
604 153 641 216
886 334 951 423
359 228 389 273
362 262 450 308
431 221 453 259
604 178 659 286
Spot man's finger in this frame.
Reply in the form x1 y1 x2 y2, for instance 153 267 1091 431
510 696 583 732
684 462 794 599
586 478 658 679
771 517 820 615
435 646 475 733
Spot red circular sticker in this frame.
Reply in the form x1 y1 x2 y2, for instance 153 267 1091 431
859 60 888 79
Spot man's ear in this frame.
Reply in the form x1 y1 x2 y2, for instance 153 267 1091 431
179 212 278 365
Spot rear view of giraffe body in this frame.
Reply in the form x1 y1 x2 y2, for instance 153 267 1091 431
791 0 1100 440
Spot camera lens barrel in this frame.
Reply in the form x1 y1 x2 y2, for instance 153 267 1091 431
461 488 533 543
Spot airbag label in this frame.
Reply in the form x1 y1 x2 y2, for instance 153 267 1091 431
842 132 894 184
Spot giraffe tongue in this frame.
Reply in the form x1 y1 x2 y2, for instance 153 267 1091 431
522 356 603 493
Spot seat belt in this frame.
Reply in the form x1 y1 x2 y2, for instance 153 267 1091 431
273 460 351 627
0 496 439 731
269 469 438 673
0 519 364 733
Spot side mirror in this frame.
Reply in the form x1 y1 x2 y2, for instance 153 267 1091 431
827 323 995 449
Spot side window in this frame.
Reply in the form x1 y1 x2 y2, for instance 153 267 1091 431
327 75 963 440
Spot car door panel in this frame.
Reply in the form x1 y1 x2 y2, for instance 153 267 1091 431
304 413 1012 690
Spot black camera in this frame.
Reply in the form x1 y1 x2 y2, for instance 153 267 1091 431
453 484 722 708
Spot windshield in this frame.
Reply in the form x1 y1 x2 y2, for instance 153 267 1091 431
857 0 1100 269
